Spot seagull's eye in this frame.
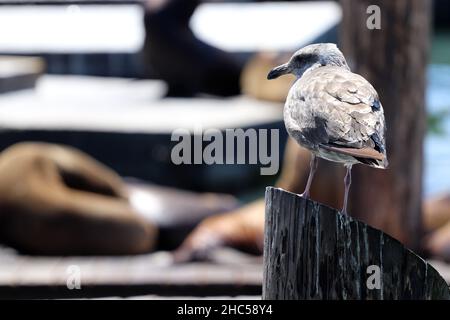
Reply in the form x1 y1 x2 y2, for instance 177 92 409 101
295 54 314 66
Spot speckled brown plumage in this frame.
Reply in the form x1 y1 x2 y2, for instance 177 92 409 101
284 65 387 168
267 43 388 213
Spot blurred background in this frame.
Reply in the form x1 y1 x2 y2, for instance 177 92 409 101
0 0 448 299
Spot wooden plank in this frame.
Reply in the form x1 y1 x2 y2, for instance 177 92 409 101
262 187 450 300
0 246 262 298
97 295 261 300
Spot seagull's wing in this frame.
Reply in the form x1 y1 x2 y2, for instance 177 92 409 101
299 67 387 167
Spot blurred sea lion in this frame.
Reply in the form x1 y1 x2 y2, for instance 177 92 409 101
0 142 156 255
425 221 450 262
0 142 238 255
424 193 450 231
240 52 294 103
424 194 450 261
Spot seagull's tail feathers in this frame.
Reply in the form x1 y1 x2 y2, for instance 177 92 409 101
357 156 389 169
320 144 388 169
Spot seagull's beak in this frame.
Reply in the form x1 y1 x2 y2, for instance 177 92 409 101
267 63 290 80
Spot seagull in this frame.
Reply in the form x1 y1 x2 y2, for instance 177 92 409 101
267 43 388 214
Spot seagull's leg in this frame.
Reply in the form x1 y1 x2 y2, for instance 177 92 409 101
300 154 318 198
342 165 352 215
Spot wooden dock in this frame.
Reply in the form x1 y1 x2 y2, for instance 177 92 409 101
0 246 263 299
0 235 449 299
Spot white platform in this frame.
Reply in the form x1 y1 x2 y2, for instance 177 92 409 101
0 4 145 53
0 1 341 53
0 75 283 133
191 1 342 52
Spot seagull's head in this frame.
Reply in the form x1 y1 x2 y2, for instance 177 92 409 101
267 43 349 80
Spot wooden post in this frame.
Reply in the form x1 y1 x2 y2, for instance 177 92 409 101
263 187 450 300
340 0 431 250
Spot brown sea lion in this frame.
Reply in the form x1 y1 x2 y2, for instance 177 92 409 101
0 142 157 255
424 194 450 261
424 193 450 232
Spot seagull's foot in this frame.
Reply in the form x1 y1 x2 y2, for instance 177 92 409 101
299 192 310 199
340 209 348 216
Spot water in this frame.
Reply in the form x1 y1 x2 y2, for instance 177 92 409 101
425 64 450 196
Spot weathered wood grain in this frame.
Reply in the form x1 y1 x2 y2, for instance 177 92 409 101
263 187 450 300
